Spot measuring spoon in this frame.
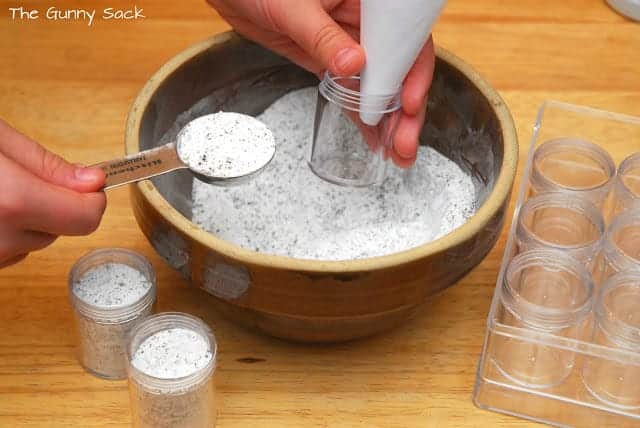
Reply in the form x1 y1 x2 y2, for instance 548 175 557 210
93 112 276 190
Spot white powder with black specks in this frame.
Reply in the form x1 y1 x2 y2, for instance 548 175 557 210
72 263 152 307
73 306 155 379
189 87 476 260
177 112 275 179
70 262 155 380
128 325 216 428
131 328 213 379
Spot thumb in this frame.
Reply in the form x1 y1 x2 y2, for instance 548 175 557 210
277 1 365 76
0 119 105 193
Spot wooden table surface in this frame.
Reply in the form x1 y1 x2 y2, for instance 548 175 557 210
1 1 639 426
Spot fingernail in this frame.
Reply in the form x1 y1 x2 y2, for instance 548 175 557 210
394 144 419 163
75 166 100 182
334 48 360 76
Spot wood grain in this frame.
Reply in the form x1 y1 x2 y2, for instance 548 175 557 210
1 0 639 426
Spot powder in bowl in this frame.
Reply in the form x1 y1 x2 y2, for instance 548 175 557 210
186 88 477 260
176 112 276 179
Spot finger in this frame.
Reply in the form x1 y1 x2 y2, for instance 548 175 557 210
326 0 360 27
0 143 106 237
226 16 324 74
402 37 435 116
0 119 105 193
0 230 56 262
267 41 322 74
310 24 359 78
340 24 361 45
0 229 54 267
2 160 107 236
392 101 428 167
391 150 417 168
20 230 57 252
0 254 27 269
341 109 379 152
22 183 106 236
275 0 365 76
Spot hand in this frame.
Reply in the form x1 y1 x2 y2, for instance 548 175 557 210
0 119 106 268
207 0 435 168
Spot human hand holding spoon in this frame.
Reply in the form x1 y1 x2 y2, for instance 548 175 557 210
93 112 276 190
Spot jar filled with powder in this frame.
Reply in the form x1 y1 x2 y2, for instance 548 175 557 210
126 312 217 428
68 248 156 379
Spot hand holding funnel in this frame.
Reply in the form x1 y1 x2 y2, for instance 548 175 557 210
360 0 447 126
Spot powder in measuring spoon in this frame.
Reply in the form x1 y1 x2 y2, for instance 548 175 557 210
72 263 152 307
176 112 276 179
131 328 213 379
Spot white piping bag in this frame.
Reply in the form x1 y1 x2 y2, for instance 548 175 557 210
360 0 446 126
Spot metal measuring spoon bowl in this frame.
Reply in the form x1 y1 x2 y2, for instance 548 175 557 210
93 112 276 190
176 112 276 186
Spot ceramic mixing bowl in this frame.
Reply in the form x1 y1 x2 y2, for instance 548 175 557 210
127 32 518 342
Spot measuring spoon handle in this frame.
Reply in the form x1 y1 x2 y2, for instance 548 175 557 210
92 142 186 190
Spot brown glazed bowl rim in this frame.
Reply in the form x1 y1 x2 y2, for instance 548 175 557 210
126 32 518 273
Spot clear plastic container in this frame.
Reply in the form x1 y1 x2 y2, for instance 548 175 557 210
530 137 615 209
126 312 217 428
601 210 640 281
612 152 640 216
494 249 593 388
583 271 640 410
475 101 640 427
308 71 401 187
516 193 604 273
68 248 156 380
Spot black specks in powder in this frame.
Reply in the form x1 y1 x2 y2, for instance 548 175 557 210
187 88 477 260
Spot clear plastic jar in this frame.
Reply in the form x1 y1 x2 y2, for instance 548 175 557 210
530 138 615 209
583 271 640 409
516 192 604 273
612 152 640 216
68 248 156 379
601 209 640 281
308 71 401 187
126 312 217 428
494 249 594 388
